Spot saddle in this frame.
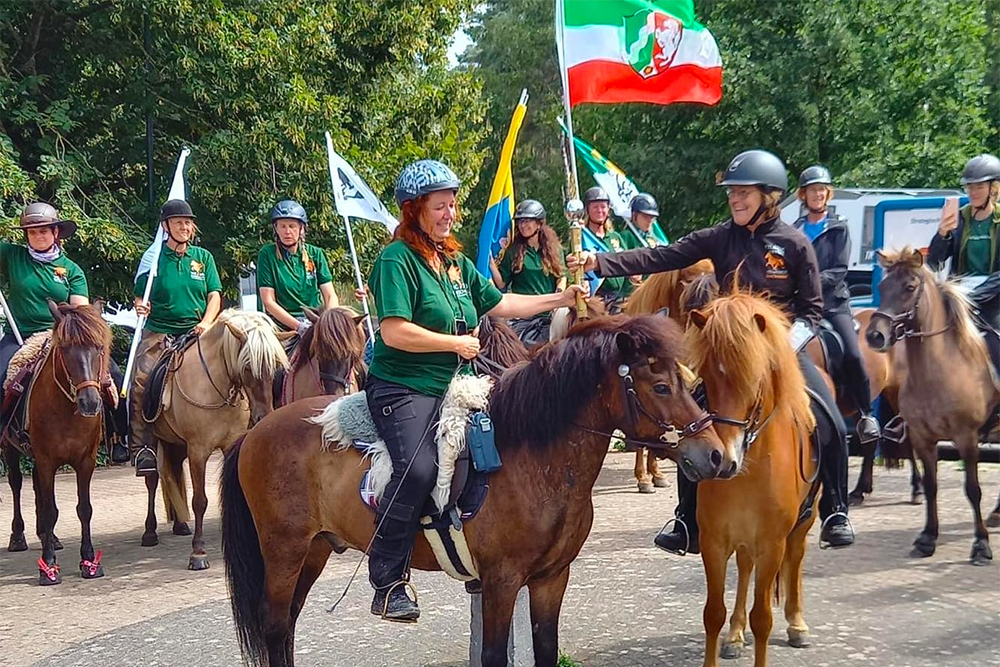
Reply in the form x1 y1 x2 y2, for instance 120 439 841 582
1 333 52 453
311 375 494 581
142 333 198 423
509 315 551 348
816 320 845 379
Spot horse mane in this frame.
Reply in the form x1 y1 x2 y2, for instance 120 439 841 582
685 288 814 432
296 307 365 372
625 259 714 320
679 273 719 319
217 309 289 381
491 314 684 449
477 315 530 368
879 247 990 366
52 303 111 350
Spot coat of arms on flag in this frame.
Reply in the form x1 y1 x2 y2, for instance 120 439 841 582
625 10 684 79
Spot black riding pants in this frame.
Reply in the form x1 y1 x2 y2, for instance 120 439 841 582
825 311 873 414
366 375 443 590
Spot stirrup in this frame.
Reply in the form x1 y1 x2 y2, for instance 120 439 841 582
818 511 855 549
380 580 420 623
856 415 881 445
655 516 691 556
882 415 907 444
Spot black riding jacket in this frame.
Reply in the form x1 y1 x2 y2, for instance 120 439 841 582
792 214 852 315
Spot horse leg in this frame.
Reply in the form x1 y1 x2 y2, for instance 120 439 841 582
849 439 876 505
260 535 315 667
33 461 61 586
142 470 159 546
749 545 785 667
289 538 334 631
700 540 730 667
911 439 939 558
166 445 191 535
783 519 812 648
5 447 27 552
75 458 104 579
649 449 669 487
635 448 654 493
527 566 571 667
909 448 924 505
480 574 522 667
956 433 992 566
32 465 62 551
187 451 211 571
987 485 1000 529
720 547 751 659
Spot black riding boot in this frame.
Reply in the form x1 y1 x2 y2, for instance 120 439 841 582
654 466 700 555
369 501 420 622
818 412 854 548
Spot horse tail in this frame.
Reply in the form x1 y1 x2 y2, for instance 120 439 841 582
775 553 790 607
220 435 268 667
159 444 190 524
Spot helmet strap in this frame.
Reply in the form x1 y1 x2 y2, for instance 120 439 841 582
746 203 767 229
806 201 827 215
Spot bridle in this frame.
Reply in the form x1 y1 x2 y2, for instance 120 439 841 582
51 343 110 408
870 272 950 346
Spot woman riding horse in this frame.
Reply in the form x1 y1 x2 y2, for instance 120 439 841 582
571 149 855 551
365 159 586 621
0 202 129 461
488 199 567 345
256 199 339 343
792 165 880 444
129 199 222 475
580 186 631 312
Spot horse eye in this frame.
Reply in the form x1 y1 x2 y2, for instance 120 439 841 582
906 283 917 292
653 382 672 396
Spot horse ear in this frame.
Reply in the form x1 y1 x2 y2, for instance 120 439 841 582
689 309 709 329
615 331 638 361
754 313 767 332
909 248 924 267
275 330 297 342
655 307 670 319
47 299 62 322
875 250 889 269
353 314 366 326
303 307 320 323
91 299 105 315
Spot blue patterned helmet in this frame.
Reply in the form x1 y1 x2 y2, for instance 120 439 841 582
271 199 308 226
394 159 461 206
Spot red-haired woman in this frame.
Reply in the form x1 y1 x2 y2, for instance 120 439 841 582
365 159 585 621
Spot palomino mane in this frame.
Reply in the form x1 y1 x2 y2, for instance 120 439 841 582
685 288 814 432
678 273 720 320
625 259 715 320
52 303 112 350
217 309 289 381
879 247 990 366
490 314 684 449
296 307 364 372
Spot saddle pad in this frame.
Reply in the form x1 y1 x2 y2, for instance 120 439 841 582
4 331 51 391
142 334 197 423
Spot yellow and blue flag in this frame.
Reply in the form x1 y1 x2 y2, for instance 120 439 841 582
476 89 528 276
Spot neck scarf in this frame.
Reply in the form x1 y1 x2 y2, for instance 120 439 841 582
28 243 61 264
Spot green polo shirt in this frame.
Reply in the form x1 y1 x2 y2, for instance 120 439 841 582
963 215 995 276
498 246 559 295
368 240 503 397
598 230 631 299
135 245 222 335
255 242 333 321
619 220 669 251
0 243 89 336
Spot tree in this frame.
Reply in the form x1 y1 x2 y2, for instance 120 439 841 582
0 0 488 303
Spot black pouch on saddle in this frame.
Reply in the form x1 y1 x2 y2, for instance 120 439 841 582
142 333 199 422
467 411 501 473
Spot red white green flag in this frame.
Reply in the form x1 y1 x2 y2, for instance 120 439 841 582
557 0 722 107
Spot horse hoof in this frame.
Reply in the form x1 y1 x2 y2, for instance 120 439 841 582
910 492 924 506
7 534 28 552
970 540 993 566
652 476 669 488
910 534 936 558
52 536 64 551
637 482 655 494
173 523 192 536
38 569 62 586
188 554 210 571
141 533 159 547
848 491 866 506
720 643 743 659
986 512 1000 529
80 563 105 579
787 629 811 648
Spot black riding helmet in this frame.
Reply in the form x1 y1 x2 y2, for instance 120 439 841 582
718 149 788 193
798 165 833 188
514 199 546 221
630 193 659 217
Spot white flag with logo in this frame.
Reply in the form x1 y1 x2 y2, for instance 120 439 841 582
325 138 398 233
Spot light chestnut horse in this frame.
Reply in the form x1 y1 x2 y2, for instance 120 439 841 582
143 309 289 570
686 289 819 666
866 248 999 565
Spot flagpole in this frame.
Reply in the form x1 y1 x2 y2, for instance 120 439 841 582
324 132 376 343
555 0 580 199
120 147 190 398
0 287 23 345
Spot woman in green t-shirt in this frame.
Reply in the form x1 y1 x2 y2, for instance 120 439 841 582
487 199 566 345
366 159 585 622
256 199 338 336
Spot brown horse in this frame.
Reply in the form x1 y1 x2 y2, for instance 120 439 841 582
277 306 366 405
220 315 735 667
866 248 999 565
686 289 819 666
3 302 112 585
142 309 288 570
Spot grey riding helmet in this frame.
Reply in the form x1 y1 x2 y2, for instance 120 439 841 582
394 159 462 206
717 150 788 193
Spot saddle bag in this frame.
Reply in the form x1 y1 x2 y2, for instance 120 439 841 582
467 411 502 473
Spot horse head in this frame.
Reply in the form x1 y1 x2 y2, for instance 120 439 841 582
299 306 366 397
217 309 289 426
48 300 112 418
866 248 932 352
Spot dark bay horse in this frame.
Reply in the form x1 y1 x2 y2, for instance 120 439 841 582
866 248 999 565
686 289 820 666
277 306 366 405
220 315 734 667
143 309 288 570
3 302 112 584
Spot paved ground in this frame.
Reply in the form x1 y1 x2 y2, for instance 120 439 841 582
1 453 998 667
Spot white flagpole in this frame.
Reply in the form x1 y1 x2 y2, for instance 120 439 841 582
0 287 23 345
555 0 580 199
324 132 376 343
120 147 191 398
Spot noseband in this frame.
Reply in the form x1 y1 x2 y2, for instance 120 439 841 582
52 345 110 408
870 273 950 346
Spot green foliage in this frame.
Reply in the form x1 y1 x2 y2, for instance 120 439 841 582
1 0 488 304
464 0 996 247
557 652 581 667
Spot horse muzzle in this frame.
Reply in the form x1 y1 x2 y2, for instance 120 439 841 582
677 437 726 482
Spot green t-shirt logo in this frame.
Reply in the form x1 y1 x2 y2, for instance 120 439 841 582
52 265 69 285
447 264 470 299
189 259 205 281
